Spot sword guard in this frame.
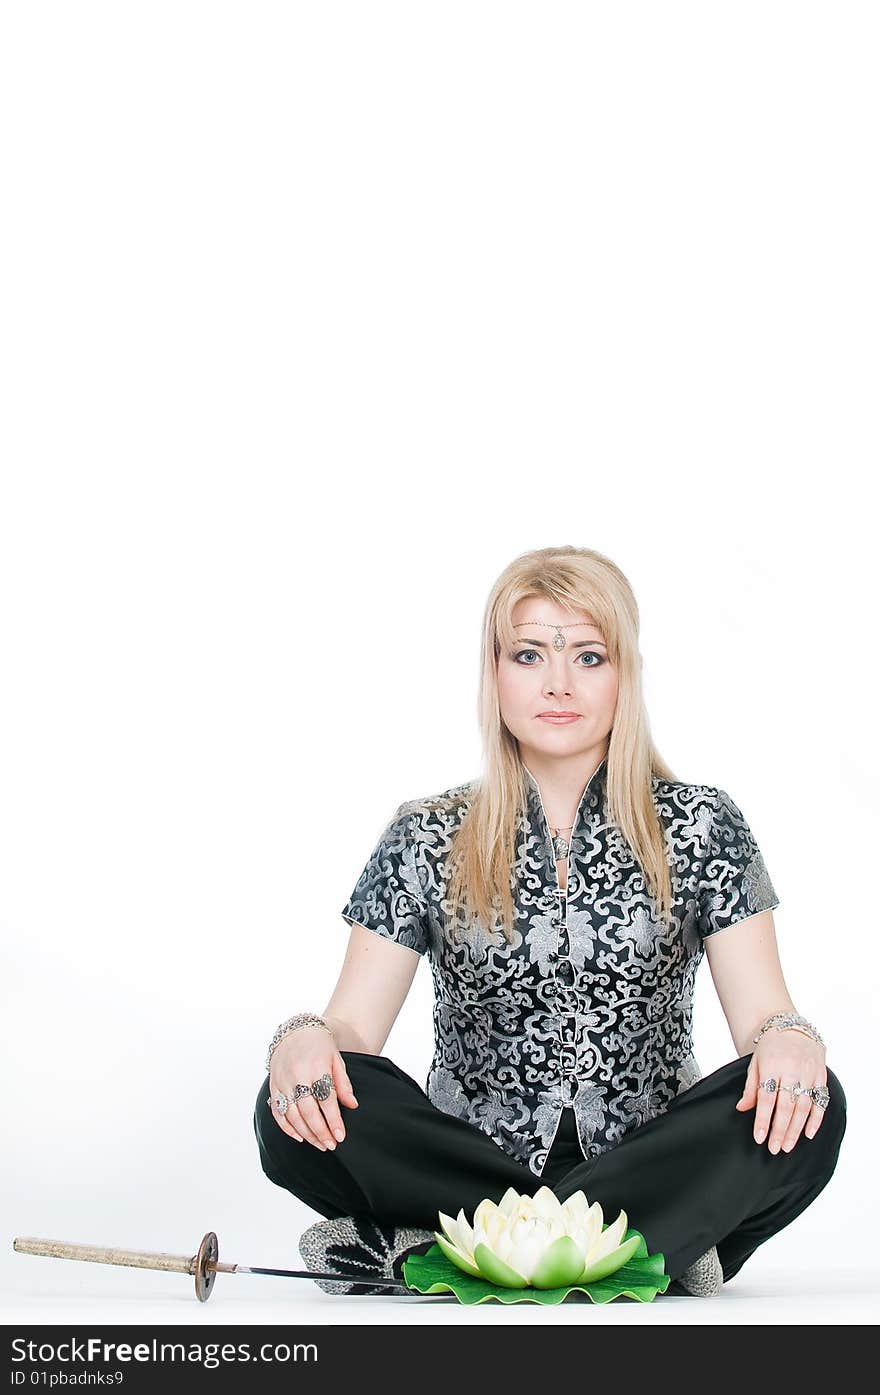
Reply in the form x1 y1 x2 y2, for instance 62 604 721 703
194 1230 219 1302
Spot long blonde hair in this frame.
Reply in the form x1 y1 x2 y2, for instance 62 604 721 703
433 545 680 946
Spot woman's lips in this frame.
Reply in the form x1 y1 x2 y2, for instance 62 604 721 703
537 713 581 724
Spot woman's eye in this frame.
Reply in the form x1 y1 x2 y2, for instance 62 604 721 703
512 650 603 667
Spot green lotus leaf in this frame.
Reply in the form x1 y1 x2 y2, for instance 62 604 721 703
402 1229 670 1305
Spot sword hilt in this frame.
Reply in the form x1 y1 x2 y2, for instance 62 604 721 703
13 1231 232 1300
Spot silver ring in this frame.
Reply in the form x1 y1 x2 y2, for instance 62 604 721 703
272 1092 289 1115
311 1072 334 1102
759 1078 830 1110
293 1082 313 1102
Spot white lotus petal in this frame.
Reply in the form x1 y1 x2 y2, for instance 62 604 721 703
484 1211 505 1247
582 1216 602 1261
509 1215 541 1248
532 1186 564 1220
570 1224 592 1257
434 1232 481 1275
584 1201 604 1246
561 1192 590 1227
588 1211 628 1263
598 1210 628 1253
607 1210 628 1245
471 1199 499 1244
508 1231 549 1285
493 1225 517 1265
497 1187 522 1218
455 1208 476 1260
544 1217 563 1243
473 1198 498 1230
437 1211 463 1250
475 1217 502 1257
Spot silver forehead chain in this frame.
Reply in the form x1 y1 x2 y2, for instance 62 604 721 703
513 618 589 651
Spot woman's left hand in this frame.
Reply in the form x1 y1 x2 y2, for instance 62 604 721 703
736 1034 828 1153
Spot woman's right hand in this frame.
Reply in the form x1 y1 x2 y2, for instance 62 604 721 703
268 1026 359 1151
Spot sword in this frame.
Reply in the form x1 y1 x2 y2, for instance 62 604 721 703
13 1230 426 1301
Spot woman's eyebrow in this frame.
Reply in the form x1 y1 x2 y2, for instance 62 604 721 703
512 637 607 649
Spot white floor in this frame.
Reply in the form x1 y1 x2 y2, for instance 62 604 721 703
5 1120 872 1328
3 1258 876 1326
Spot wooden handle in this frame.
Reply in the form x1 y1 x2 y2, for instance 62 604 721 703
13 1236 196 1276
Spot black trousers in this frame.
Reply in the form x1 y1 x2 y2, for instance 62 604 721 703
253 1050 847 1285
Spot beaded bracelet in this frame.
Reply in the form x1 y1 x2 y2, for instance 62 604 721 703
752 1011 825 1049
265 1012 332 1071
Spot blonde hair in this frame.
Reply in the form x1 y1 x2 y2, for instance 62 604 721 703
432 544 680 946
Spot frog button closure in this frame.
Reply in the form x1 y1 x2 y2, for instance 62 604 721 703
561 1077 580 1106
556 959 575 987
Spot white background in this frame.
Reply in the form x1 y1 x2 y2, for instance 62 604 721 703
1 1 877 1328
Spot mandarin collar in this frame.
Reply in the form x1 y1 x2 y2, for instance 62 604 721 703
521 754 608 827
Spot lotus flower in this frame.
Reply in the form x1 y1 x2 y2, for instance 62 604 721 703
433 1185 641 1290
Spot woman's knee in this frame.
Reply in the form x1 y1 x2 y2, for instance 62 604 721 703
798 1064 847 1184
253 1074 294 1184
825 1065 846 1115
252 1052 394 1180
822 1065 847 1144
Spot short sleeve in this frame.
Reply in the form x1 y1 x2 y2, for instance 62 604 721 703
697 788 780 938
340 804 431 957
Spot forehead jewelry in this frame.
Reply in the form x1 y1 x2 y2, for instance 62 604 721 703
512 619 595 651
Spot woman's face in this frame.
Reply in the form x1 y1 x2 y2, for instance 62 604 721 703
496 598 619 766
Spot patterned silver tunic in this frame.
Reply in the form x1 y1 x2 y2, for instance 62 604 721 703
340 756 780 1178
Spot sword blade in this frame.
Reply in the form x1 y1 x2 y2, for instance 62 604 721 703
230 1264 412 1289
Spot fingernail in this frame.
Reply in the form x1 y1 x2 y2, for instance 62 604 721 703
334 1128 345 1141
769 1142 779 1154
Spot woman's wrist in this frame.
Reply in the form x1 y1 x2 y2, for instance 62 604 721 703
752 1010 825 1049
265 1012 332 1071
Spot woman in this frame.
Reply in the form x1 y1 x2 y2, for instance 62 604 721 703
253 545 846 1298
